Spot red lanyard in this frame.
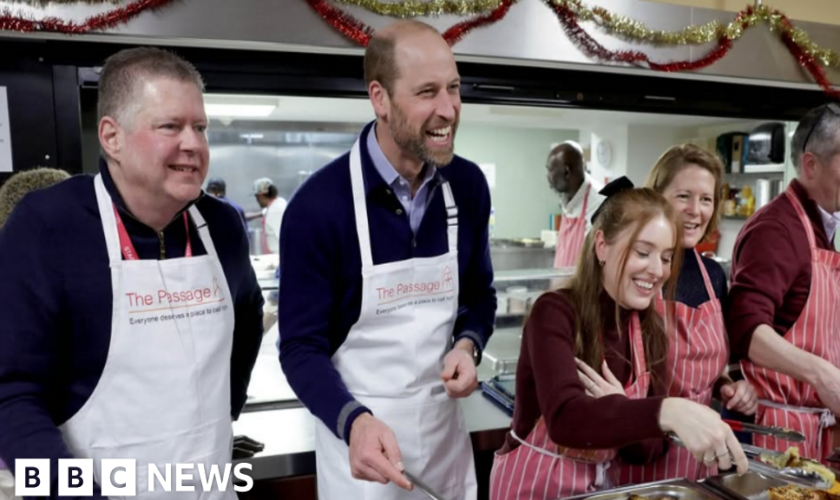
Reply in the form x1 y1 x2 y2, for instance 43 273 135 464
112 205 192 260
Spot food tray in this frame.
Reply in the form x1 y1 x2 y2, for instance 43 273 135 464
703 471 789 500
565 478 726 500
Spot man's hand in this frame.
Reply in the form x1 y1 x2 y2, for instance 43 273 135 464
441 339 478 398
812 358 840 416
348 414 412 490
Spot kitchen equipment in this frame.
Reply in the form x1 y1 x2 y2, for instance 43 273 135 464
771 179 785 199
669 435 828 489
747 123 786 165
705 468 833 500
403 470 450 500
723 419 806 442
703 471 788 500
717 132 749 174
480 379 514 415
565 478 723 500
755 179 772 210
507 286 529 314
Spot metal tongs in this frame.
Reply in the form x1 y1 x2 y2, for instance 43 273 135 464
403 470 451 500
741 443 833 490
723 419 806 443
668 435 831 489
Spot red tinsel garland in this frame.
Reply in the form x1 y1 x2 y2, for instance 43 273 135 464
304 0 514 47
0 0 173 33
304 0 373 46
551 2 732 72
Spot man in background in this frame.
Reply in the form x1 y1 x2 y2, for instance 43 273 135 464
727 103 840 461
206 176 248 228
547 141 605 267
253 177 287 254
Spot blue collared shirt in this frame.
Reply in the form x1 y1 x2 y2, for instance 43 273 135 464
366 124 437 234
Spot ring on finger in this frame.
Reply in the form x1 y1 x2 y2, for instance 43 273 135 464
703 455 716 464
715 450 729 458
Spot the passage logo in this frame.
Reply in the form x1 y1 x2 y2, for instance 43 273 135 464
15 459 253 496
375 266 455 305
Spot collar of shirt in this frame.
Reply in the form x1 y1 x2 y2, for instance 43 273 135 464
817 204 840 243
98 157 200 234
560 174 594 218
366 121 437 196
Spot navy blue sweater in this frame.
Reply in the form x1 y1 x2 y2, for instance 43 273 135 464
279 122 496 443
675 249 728 309
0 160 264 497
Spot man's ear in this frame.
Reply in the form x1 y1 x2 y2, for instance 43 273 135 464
99 116 122 160
800 152 820 182
369 81 390 121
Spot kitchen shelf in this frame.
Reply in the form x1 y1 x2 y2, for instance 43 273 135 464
494 268 573 283
742 163 786 174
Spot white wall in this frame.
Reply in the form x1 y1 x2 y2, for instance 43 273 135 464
454 124 578 239
626 125 689 186
580 126 629 184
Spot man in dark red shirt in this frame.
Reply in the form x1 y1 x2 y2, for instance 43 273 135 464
727 103 840 461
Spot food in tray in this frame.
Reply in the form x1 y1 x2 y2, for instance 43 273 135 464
628 495 678 500
761 447 801 469
760 447 837 485
768 485 840 500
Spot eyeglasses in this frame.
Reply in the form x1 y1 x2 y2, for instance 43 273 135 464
801 103 840 152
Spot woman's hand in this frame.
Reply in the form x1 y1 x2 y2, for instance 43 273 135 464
576 358 625 398
659 398 748 474
720 380 759 416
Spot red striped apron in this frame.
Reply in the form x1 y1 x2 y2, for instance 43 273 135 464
489 313 650 500
740 187 840 462
554 185 591 268
614 249 728 483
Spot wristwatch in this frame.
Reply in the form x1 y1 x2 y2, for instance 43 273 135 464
466 339 479 366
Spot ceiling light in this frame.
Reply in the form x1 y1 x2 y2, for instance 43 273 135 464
240 134 264 140
206 104 276 118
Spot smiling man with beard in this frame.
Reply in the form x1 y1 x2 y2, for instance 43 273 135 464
278 20 497 500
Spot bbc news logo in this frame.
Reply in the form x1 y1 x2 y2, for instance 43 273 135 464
15 459 253 496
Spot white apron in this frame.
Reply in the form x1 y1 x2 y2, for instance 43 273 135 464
314 139 477 500
59 175 237 499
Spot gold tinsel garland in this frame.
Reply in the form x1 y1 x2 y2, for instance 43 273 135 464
554 0 840 68
330 0 505 17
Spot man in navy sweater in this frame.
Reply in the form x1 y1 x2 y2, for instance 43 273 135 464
0 48 263 498
279 20 496 500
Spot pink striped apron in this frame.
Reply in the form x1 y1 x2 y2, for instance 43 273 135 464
554 185 590 268
489 313 650 500
614 249 728 483
740 187 840 462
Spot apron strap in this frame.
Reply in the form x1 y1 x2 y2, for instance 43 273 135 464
758 399 836 452
348 135 459 267
581 183 591 217
628 311 647 387
508 429 612 488
189 205 220 260
785 187 818 260
693 249 718 306
94 174 124 266
349 140 375 269
441 181 458 253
